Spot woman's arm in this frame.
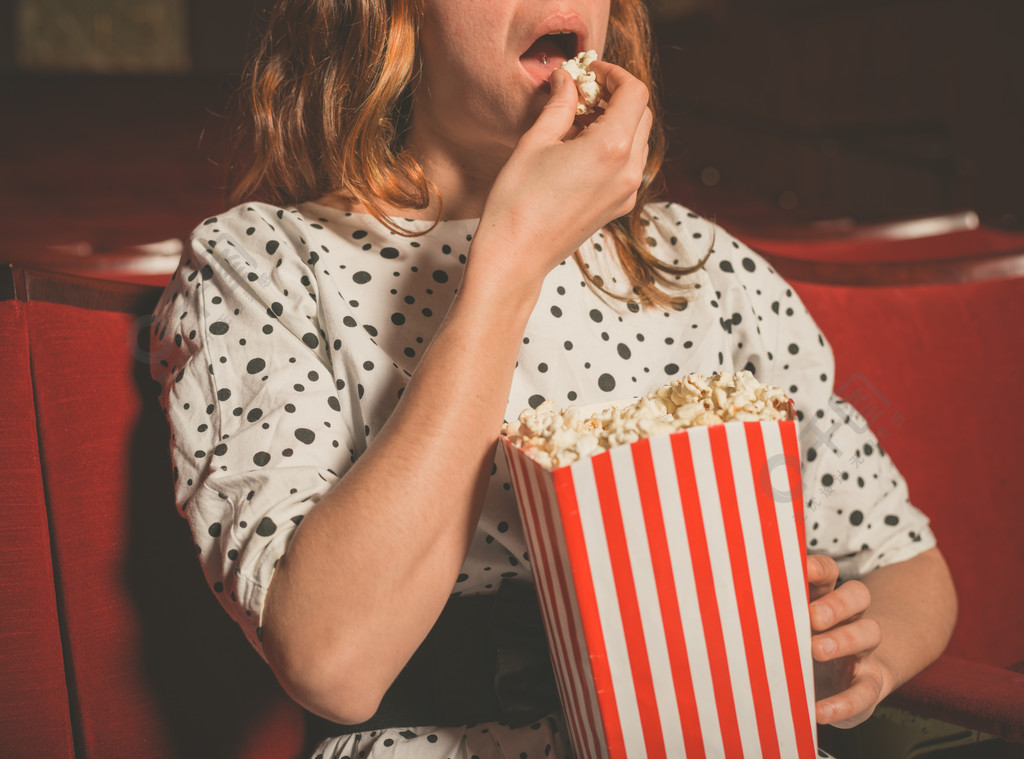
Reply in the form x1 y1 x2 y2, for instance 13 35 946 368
809 546 957 728
260 66 653 725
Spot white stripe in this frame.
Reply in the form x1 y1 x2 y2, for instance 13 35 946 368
649 433 719 757
569 455 646 754
727 423 799 754
534 468 606 759
518 458 602 759
761 422 817 751
687 427 762 758
608 445 685 755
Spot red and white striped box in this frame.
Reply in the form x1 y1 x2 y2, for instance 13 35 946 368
501 419 817 758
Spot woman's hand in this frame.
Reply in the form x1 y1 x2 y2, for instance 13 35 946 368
467 62 653 301
808 554 892 728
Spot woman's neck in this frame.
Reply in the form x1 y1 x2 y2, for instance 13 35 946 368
315 129 513 222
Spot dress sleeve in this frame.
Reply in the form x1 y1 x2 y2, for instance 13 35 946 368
707 225 937 581
150 208 356 655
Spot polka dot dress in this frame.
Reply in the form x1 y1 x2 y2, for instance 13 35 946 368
150 201 935 758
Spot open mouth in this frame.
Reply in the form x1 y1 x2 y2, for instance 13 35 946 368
520 32 578 79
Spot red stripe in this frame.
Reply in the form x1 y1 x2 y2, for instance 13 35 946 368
744 423 816 757
515 462 579 742
554 466 626 757
591 453 667 758
632 439 706 758
531 465 600 759
779 422 809 589
708 425 780 758
670 432 743 755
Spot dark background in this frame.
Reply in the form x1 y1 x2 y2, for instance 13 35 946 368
1 0 1021 256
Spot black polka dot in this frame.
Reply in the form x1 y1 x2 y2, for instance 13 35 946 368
255 517 277 536
353 271 372 284
849 510 864 526
598 373 616 392
209 321 229 335
295 428 316 444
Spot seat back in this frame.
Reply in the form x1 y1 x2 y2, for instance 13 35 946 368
0 291 75 758
5 266 306 759
764 251 1024 668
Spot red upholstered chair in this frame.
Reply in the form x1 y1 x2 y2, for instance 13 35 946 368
1 266 307 759
759 246 1024 744
0 290 75 757
739 210 1024 265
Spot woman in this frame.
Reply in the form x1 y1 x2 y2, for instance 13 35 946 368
150 0 957 756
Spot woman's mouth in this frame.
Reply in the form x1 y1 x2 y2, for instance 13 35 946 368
520 32 578 83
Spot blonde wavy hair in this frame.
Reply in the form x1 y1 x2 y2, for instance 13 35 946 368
228 0 705 309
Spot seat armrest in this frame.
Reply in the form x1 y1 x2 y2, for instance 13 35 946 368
884 654 1024 743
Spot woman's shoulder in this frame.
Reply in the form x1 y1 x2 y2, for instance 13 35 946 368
189 201 321 244
643 201 783 282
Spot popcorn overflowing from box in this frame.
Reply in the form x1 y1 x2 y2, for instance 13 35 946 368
501 371 818 758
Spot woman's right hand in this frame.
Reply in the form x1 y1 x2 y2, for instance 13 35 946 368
468 62 653 300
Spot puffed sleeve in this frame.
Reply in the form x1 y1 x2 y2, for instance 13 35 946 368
149 206 353 655
707 225 937 581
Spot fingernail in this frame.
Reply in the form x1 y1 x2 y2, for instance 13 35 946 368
820 703 834 722
813 602 832 625
550 70 565 90
818 636 836 655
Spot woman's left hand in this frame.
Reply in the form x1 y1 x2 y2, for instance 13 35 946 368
808 554 892 728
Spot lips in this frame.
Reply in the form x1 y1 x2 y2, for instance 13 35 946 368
518 13 588 85
520 33 576 80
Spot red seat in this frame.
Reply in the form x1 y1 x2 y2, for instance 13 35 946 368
0 297 75 758
760 245 1024 742
740 212 1024 264
2 267 308 759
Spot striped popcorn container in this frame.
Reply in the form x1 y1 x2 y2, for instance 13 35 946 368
501 419 817 759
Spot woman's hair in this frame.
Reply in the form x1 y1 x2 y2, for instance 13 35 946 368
228 0 705 309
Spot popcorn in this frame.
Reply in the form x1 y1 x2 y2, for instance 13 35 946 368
504 370 793 469
560 50 602 115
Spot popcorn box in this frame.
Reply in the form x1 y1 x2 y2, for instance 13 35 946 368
501 419 817 758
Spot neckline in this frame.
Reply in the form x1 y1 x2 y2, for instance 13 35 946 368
298 200 481 230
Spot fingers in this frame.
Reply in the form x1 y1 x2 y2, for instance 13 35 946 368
807 554 839 601
816 663 885 727
526 69 583 143
810 578 871 631
812 616 881 661
586 61 650 126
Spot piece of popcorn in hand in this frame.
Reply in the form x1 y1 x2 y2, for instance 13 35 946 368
560 50 602 115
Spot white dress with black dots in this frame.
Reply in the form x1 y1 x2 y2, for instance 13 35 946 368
150 201 935 759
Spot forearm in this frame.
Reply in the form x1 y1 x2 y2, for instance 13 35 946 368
262 269 541 723
859 546 957 697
